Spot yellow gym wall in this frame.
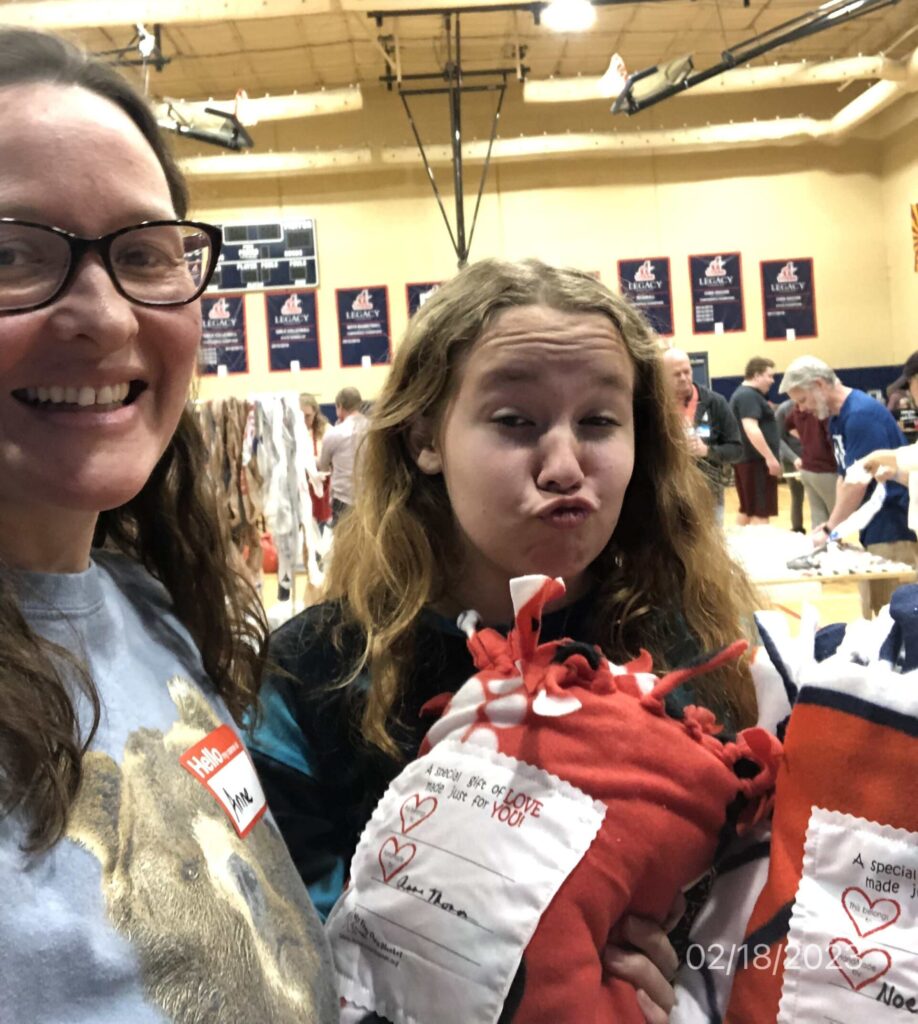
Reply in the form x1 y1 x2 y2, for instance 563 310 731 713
186 86 906 404
880 93 918 362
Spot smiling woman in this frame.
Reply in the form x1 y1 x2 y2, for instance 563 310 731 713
0 28 337 1024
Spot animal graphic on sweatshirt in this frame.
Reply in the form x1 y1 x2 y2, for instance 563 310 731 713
67 677 330 1024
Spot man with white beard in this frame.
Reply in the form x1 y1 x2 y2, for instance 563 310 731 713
782 354 917 613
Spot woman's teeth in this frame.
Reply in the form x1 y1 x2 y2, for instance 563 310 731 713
26 383 131 407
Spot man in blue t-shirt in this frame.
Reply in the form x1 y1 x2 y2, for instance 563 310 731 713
782 355 917 614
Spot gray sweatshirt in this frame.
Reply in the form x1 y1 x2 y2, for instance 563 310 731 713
0 551 338 1024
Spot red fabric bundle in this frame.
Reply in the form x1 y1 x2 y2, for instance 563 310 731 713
415 576 779 1023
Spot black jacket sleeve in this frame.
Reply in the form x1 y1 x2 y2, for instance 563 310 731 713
248 604 399 919
703 392 744 466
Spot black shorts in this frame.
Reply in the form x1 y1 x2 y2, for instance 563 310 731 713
734 460 778 518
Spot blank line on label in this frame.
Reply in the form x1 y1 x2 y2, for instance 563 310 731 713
388 830 517 882
356 903 482 967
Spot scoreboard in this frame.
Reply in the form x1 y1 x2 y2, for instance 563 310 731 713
208 219 318 291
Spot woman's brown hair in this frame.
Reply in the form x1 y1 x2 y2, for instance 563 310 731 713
327 258 760 756
0 30 268 851
300 393 329 444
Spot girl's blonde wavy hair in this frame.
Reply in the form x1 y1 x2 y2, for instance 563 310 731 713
327 258 759 754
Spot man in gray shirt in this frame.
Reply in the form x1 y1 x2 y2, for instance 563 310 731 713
318 386 368 524
729 357 781 526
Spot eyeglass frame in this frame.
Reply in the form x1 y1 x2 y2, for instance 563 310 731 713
0 217 223 315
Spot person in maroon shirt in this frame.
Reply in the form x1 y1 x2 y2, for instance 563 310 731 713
784 403 837 529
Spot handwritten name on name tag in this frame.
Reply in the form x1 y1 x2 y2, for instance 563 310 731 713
180 724 267 838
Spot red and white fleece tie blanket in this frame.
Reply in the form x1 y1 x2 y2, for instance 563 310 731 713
328 575 778 1024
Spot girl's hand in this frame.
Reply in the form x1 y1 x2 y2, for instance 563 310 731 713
602 894 685 1023
861 449 900 482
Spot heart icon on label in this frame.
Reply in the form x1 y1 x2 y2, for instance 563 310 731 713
378 837 416 883
400 794 438 834
828 937 891 992
841 886 901 938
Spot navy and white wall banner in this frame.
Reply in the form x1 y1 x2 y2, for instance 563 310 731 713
200 294 248 376
760 258 817 341
265 290 321 372
336 286 392 367
689 253 745 334
617 258 674 337
406 282 443 317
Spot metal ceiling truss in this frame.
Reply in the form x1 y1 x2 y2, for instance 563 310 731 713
372 10 524 266
93 23 169 73
368 0 680 265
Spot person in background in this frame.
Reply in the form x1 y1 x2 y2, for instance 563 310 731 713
0 28 337 1023
783 397 837 530
661 347 742 525
775 398 806 533
250 258 763 1024
782 354 917 615
729 357 781 526
299 393 332 528
885 349 918 437
318 385 368 525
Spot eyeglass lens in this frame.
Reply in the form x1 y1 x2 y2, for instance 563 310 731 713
0 222 213 311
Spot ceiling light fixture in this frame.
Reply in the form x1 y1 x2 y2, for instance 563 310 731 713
542 0 597 33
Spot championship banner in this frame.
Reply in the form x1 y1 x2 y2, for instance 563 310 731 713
406 282 443 318
200 294 248 375
689 253 745 334
760 259 817 341
617 258 674 337
266 290 321 372
336 286 392 367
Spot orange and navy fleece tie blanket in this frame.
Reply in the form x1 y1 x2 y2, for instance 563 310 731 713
676 584 918 1024
327 575 778 1024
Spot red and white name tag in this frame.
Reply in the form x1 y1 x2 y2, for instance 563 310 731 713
180 724 267 838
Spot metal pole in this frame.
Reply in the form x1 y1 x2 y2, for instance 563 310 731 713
399 92 460 257
466 80 506 257
447 14 468 267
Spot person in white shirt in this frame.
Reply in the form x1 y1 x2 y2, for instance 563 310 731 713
318 386 368 524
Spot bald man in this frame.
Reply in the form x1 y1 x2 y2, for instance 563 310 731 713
661 348 743 524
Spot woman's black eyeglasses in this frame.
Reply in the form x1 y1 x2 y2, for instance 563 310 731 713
0 218 222 314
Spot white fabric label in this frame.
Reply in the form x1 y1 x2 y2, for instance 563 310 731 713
326 737 606 1024
777 807 918 1022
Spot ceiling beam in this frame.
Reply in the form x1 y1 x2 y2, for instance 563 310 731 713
0 0 553 29
158 86 363 125
176 45 918 178
0 0 333 30
180 147 373 176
